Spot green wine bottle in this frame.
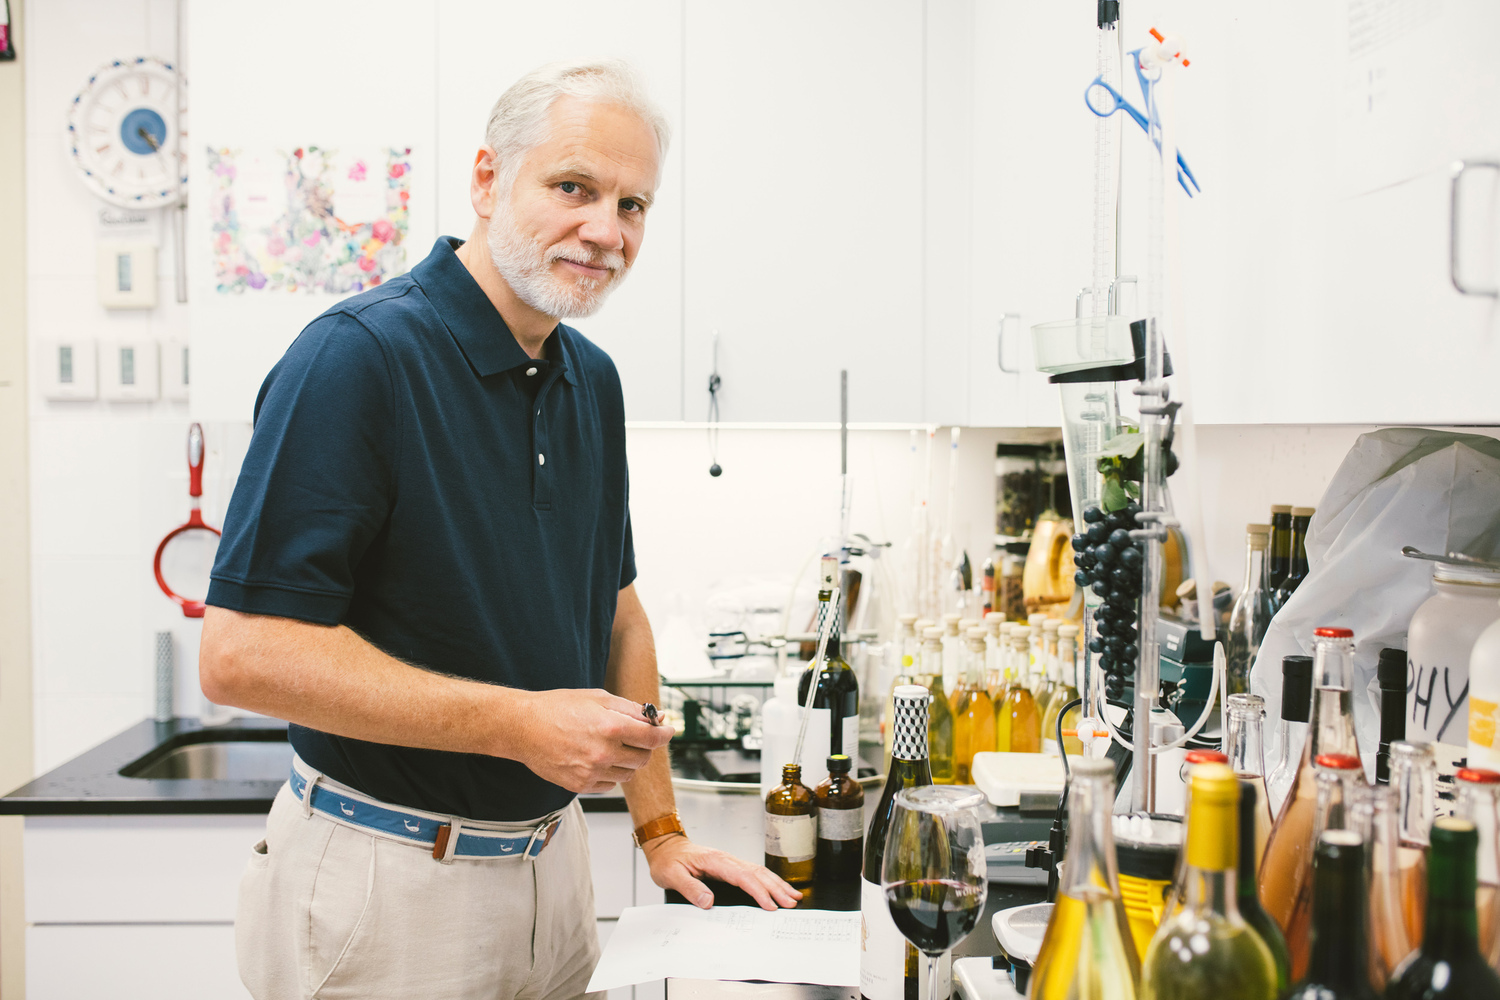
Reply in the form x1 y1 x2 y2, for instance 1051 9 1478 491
1141 763 1277 1000
1237 781 1290 993
1386 817 1500 999
1284 830 1379 999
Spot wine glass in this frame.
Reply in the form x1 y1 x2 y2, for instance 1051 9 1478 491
882 785 988 1000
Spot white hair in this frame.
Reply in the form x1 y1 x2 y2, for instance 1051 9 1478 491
483 59 671 190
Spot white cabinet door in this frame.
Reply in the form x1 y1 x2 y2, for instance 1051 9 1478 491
28 923 248 1000
435 0 687 423
587 810 638 918
681 2 926 424
966 1 1102 429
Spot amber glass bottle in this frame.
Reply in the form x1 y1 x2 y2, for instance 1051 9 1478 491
765 763 816 885
815 754 864 883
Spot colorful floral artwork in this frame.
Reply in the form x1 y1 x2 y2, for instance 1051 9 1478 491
208 145 412 294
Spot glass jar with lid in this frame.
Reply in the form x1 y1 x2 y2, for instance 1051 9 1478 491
1409 561 1500 745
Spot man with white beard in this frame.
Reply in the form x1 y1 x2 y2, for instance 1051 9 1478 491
199 61 800 1000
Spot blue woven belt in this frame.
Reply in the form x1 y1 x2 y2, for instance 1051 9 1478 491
288 764 561 862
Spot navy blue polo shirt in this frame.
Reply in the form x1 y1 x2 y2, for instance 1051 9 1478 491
207 237 635 821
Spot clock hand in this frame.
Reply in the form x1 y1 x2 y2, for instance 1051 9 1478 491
137 126 161 152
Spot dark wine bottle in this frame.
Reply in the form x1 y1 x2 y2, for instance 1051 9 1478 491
1283 830 1379 1000
1270 508 1312 613
815 753 864 883
1376 647 1407 785
1238 780 1291 993
1387 817 1500 999
862 685 938 1000
1267 505 1293 592
799 615 861 760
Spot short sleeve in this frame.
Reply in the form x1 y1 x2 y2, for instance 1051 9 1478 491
207 313 399 625
619 508 637 590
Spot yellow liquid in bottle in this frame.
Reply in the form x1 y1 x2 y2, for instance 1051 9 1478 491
1030 890 1141 1000
1042 684 1082 756
1006 685 1041 754
994 677 1013 753
953 688 995 783
927 674 956 784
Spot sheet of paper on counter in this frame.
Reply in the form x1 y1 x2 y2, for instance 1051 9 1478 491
586 904 861 991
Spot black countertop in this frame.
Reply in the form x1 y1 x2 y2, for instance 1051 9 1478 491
0 716 628 816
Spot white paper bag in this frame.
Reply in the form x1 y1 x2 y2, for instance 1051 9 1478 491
1250 428 1500 755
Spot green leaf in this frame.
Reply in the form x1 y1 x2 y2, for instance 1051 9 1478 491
1124 481 1141 499
1097 431 1145 461
1102 477 1130 512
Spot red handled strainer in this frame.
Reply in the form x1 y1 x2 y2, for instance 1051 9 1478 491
153 423 222 618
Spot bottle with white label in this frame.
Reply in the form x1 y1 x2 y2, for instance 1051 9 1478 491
764 763 816 885
798 613 861 761
815 753 865 883
1410 562 1500 745
862 685 952 999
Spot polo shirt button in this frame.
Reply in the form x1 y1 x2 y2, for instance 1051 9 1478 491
538 453 546 466
526 367 538 376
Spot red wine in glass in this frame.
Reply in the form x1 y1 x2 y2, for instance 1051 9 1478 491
885 878 985 955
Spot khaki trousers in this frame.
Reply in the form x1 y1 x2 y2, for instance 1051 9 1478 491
236 776 602 999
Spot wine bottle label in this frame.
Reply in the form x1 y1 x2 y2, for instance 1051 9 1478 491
764 813 815 863
817 805 863 842
842 714 860 758
860 879 953 999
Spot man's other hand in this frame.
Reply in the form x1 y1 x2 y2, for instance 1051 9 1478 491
508 688 673 794
642 837 804 911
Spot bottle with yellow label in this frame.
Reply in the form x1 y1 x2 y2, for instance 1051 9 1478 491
1140 763 1278 1000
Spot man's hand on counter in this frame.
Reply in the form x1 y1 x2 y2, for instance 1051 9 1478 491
642 835 804 911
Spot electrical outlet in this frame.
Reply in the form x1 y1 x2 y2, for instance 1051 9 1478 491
39 338 98 401
99 340 160 401
96 241 158 309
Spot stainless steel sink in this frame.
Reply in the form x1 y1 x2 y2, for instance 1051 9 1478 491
124 739 294 781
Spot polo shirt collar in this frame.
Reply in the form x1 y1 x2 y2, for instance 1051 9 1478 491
413 237 579 385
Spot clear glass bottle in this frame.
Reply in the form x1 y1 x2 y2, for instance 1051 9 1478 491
1027 612 1049 696
1140 763 1278 1000
1226 692 1273 863
1386 818 1500 999
1391 740 1437 948
983 612 1005 700
1238 780 1291 994
814 753 864 883
1362 784 1417 989
1260 628 1362 956
1033 618 1061 713
919 626 955 784
1003 628 1041 753
1029 757 1141 1000
1267 654 1313 818
1042 624 1083 756
764 763 816 885
1225 524 1273 696
861 685 937 1000
952 629 995 783
940 613 963 691
1454 766 1500 972
1282 830 1380 1000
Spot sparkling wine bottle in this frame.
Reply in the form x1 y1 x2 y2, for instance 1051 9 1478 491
1386 818 1500 999
1282 831 1380 1000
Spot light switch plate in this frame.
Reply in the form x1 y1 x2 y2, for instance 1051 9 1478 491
39 339 98 400
100 340 160 401
161 338 190 402
97 241 158 309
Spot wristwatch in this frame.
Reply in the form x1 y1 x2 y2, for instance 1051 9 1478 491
632 810 686 848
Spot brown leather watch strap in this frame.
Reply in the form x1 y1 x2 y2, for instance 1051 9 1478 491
632 810 685 848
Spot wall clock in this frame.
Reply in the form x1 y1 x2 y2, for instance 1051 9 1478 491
66 56 188 208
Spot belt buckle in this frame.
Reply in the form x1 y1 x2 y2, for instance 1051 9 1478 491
524 817 561 861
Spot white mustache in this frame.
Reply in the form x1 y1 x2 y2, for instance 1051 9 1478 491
551 249 625 274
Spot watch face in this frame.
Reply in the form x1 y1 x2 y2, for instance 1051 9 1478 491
67 56 188 208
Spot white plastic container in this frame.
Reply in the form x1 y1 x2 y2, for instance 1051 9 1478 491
758 674 831 796
1409 563 1500 745
1467 599 1500 768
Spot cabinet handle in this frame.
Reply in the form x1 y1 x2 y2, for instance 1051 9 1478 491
1450 159 1500 298
997 313 1022 373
